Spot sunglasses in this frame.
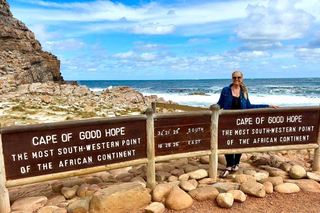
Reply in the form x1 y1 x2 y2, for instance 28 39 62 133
233 76 242 80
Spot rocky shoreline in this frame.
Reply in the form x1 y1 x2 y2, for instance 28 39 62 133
2 82 320 213
0 81 175 127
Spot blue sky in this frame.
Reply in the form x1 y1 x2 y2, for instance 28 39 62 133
6 0 320 80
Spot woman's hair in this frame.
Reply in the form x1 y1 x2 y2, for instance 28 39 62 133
232 70 248 99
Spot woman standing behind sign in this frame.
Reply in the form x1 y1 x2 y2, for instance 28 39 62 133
217 70 279 178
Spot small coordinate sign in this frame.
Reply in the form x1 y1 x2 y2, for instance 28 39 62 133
154 115 211 156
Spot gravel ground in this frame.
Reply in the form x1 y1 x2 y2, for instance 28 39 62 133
130 191 320 213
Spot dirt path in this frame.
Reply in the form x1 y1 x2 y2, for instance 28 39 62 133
161 191 320 213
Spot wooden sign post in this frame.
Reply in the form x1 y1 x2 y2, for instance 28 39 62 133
0 128 10 213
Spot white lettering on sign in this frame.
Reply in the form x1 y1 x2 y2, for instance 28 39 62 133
251 126 297 135
222 130 233 136
97 150 136 161
253 137 277 144
298 126 314 132
236 118 253 125
32 134 58 146
11 152 29 161
239 138 250 144
31 149 54 159
227 139 234 145
188 140 201 145
58 146 86 155
157 128 180 136
79 130 102 140
287 115 302 123
61 133 73 142
157 142 180 149
268 116 284 124
59 156 93 167
105 127 125 137
255 117 265 124
122 138 141 146
20 165 31 174
280 135 310 143
37 162 53 170
186 127 204 134
234 129 250 135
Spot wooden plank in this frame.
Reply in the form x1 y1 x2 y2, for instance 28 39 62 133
154 114 211 127
218 143 318 154
1 115 147 134
2 119 147 181
220 106 320 115
155 150 211 162
155 102 206 111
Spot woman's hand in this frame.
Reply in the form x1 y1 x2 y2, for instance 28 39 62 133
269 105 280 109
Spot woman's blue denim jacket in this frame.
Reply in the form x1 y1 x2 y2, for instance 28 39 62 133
217 84 269 109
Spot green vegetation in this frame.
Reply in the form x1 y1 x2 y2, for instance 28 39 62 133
188 92 209 96
11 105 24 111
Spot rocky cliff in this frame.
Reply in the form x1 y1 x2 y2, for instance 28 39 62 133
0 0 63 87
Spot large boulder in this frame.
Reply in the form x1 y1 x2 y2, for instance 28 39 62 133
240 182 266 198
89 182 151 213
188 186 219 201
274 183 300 193
165 186 193 211
216 193 234 208
11 196 47 212
289 165 306 179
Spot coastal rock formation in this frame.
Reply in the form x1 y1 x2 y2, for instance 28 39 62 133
0 82 172 126
0 0 63 87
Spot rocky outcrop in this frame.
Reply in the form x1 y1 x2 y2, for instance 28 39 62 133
0 82 172 126
0 0 63 87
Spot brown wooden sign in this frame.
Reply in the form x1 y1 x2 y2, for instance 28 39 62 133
154 115 211 156
1 118 146 181
219 110 320 149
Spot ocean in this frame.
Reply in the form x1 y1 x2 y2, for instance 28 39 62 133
77 78 320 108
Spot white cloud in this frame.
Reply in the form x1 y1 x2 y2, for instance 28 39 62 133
113 51 161 61
306 31 320 48
134 43 171 51
43 39 87 51
236 0 315 41
130 22 176 35
207 55 224 61
141 52 158 61
222 51 272 62
296 0 320 23
113 51 137 59
294 48 320 61
28 24 60 43
282 65 297 69
188 38 212 43
239 41 283 51
11 0 264 35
